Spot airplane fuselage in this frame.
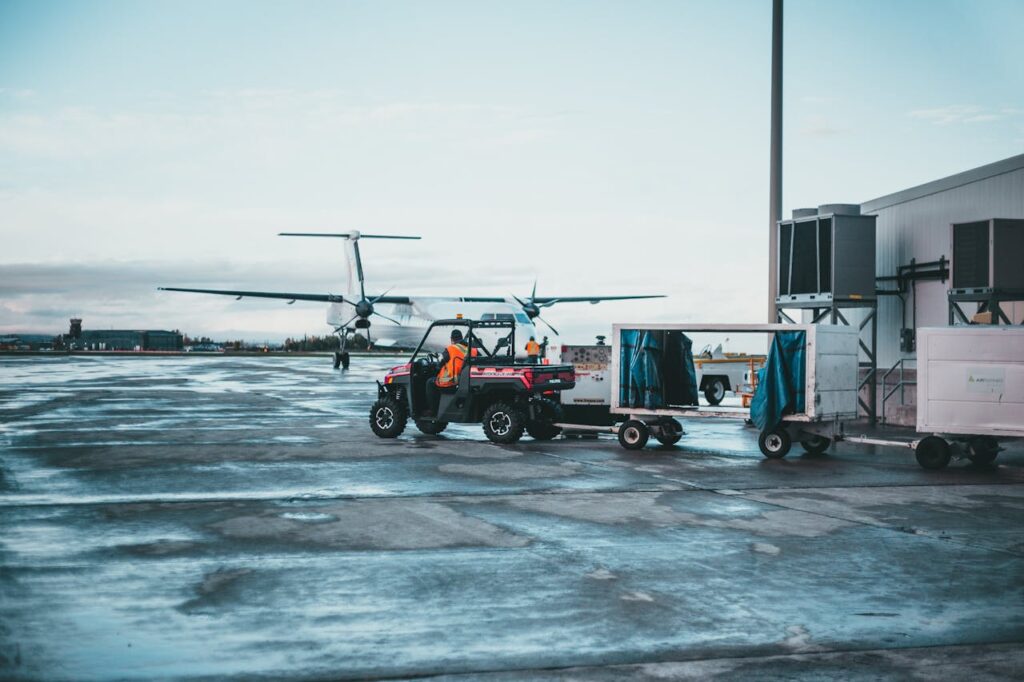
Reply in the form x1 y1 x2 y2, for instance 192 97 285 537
328 297 540 352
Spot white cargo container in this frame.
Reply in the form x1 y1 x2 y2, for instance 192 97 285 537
917 326 1024 438
603 323 860 456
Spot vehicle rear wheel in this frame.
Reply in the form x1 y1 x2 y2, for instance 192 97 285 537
704 378 726 406
800 434 830 456
526 397 562 440
618 420 650 450
654 418 683 445
370 398 407 438
966 436 999 465
415 419 448 435
482 402 525 444
915 436 951 470
759 427 791 459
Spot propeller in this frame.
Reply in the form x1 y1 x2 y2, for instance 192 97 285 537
512 280 560 335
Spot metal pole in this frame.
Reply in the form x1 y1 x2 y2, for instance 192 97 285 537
767 0 783 322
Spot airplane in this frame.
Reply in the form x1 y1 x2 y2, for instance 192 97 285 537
159 231 664 368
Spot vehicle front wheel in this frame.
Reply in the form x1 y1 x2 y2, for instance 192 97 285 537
482 402 525 444
526 397 562 440
370 398 407 438
759 427 791 459
618 419 650 450
415 419 448 435
704 378 726 406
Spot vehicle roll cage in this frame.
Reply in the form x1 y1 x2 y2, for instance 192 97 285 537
410 318 517 363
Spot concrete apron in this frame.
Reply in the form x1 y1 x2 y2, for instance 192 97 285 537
0 355 1022 681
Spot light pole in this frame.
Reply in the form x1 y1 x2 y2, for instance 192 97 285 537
767 0 783 322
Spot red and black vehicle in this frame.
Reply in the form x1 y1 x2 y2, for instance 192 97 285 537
370 319 575 444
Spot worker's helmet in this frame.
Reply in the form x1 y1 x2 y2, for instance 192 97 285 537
450 329 464 342
529 336 535 340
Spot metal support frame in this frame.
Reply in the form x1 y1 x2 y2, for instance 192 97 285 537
777 297 878 422
948 288 1024 326
880 357 916 425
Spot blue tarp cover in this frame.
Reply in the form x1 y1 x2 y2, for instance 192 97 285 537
619 330 699 409
750 331 806 431
619 330 664 409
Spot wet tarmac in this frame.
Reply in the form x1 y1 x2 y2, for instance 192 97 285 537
1 355 1023 681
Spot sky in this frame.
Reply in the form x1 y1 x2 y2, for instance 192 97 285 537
2 0 1023 343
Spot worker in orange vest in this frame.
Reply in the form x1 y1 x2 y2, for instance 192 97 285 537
427 329 473 416
525 336 541 364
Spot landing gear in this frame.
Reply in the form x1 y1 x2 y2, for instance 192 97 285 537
333 327 353 369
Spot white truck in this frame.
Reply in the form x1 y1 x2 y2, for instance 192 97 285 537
693 343 767 405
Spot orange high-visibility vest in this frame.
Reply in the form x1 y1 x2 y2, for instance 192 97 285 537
526 340 540 356
436 342 469 388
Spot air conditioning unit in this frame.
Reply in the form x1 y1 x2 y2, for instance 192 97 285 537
777 204 877 304
950 219 1024 292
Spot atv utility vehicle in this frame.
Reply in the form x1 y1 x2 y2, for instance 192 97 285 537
370 319 575 444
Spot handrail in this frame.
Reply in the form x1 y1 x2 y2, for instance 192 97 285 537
881 357 916 424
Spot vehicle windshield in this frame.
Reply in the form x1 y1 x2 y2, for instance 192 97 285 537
411 320 515 362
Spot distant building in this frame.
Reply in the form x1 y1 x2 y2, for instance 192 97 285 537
71 319 184 351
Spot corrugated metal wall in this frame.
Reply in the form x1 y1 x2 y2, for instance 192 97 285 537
863 167 1024 369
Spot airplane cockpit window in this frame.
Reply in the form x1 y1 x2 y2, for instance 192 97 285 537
514 313 530 324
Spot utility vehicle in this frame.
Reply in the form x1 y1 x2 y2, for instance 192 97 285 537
370 319 575 444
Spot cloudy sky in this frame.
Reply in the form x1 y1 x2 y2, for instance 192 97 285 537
2 0 1023 342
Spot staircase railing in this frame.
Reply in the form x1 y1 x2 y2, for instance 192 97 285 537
881 357 916 424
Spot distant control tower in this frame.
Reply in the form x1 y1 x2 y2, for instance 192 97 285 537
69 318 82 339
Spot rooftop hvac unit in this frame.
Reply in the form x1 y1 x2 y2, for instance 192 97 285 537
776 205 876 304
950 219 1024 292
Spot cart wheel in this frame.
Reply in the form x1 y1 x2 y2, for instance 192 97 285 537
800 435 830 456
654 418 683 446
966 436 999 466
704 378 726 406
618 420 650 450
759 428 791 459
915 436 951 470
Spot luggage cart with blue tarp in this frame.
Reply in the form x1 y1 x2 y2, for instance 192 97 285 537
603 323 861 457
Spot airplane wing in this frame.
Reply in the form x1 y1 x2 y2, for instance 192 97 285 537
460 294 665 305
528 295 665 304
158 287 411 304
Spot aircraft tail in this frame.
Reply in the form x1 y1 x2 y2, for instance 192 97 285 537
278 231 420 302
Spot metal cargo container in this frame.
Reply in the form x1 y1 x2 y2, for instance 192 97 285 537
917 326 1024 438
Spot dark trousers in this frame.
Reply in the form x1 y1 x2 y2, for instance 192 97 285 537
425 381 455 416
527 355 539 364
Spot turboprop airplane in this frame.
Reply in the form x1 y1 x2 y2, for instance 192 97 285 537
159 231 664 368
